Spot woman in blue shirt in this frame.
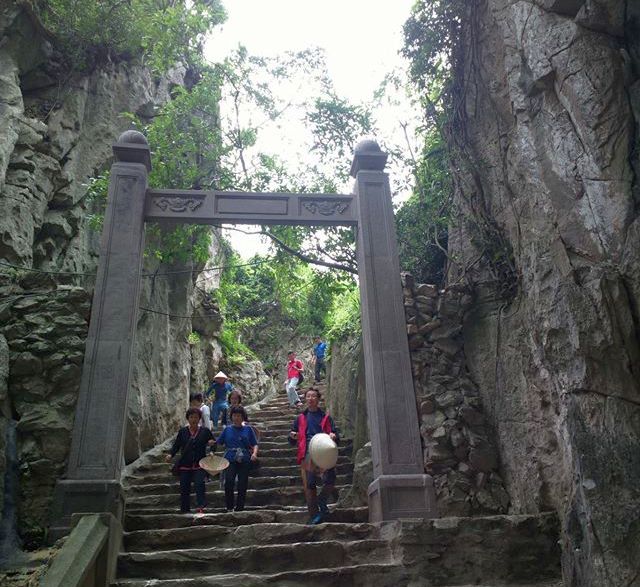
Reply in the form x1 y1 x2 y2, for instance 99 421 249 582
216 406 258 511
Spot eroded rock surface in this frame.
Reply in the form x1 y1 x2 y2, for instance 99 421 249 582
0 2 231 545
447 1 640 584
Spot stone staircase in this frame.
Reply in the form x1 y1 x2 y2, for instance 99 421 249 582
112 388 564 586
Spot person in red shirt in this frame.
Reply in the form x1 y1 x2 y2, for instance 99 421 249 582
284 350 304 408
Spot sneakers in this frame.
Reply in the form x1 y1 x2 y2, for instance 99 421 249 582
309 512 325 525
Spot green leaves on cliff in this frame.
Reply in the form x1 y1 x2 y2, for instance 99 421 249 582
35 0 226 72
401 0 518 297
395 129 450 284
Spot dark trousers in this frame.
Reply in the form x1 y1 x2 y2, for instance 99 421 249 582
314 357 326 382
179 468 206 512
225 461 250 510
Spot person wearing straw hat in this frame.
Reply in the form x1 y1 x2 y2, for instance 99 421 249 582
216 406 259 512
206 371 233 430
165 407 215 515
289 388 339 524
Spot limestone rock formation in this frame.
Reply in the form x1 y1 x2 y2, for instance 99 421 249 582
447 1 640 584
0 2 238 545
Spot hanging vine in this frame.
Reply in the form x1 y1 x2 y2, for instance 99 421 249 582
402 0 519 300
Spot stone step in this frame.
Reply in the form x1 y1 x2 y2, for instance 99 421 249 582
253 432 297 442
143 454 349 469
124 462 354 486
117 539 392 579
124 521 379 552
124 484 345 510
111 562 406 587
259 454 350 467
246 419 298 428
255 446 352 459
124 507 369 531
125 473 353 495
257 439 352 450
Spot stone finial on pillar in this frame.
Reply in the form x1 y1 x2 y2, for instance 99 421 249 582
351 138 436 522
350 139 388 177
113 129 152 171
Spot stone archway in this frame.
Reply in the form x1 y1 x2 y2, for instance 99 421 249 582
50 130 435 536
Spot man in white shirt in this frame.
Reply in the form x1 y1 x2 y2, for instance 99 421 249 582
190 392 212 430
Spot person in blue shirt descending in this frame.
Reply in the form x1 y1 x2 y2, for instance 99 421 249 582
216 406 258 511
206 371 232 430
312 336 327 383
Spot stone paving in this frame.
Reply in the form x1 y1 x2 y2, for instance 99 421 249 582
112 387 564 586
112 387 405 586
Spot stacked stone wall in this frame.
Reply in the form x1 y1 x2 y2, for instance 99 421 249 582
402 273 509 516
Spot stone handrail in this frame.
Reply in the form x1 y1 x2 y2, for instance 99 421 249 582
40 513 121 587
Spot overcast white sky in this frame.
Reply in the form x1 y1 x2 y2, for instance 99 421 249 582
205 0 417 257
207 0 415 102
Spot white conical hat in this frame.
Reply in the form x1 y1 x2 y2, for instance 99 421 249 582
213 371 228 380
199 454 229 475
309 433 338 470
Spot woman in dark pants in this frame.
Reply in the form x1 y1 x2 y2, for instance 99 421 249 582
165 407 215 514
216 406 258 511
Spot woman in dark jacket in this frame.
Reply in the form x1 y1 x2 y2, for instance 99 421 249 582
165 407 215 514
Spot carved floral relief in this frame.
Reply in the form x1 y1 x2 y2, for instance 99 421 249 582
302 200 349 216
152 196 204 213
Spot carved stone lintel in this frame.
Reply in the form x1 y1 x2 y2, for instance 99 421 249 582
153 196 204 213
302 200 349 216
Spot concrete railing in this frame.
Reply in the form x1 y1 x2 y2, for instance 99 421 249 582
41 513 121 587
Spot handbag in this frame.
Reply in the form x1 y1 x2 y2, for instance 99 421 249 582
238 428 260 472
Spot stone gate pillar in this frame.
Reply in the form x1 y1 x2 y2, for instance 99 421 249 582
51 131 151 537
351 139 436 521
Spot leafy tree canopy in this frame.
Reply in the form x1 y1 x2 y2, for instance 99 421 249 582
34 0 226 72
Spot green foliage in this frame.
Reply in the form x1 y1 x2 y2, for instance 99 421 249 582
143 70 226 190
35 0 226 73
306 91 373 181
393 0 466 285
402 0 465 105
402 0 518 298
324 284 361 342
187 331 201 345
84 173 110 232
396 128 451 284
85 68 228 264
213 239 356 347
218 322 257 367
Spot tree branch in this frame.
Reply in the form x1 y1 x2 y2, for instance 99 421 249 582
222 226 357 274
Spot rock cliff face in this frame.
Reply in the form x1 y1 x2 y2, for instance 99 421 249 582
447 1 640 584
0 3 230 545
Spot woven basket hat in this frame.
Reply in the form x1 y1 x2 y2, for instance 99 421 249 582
309 433 338 470
199 454 229 475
